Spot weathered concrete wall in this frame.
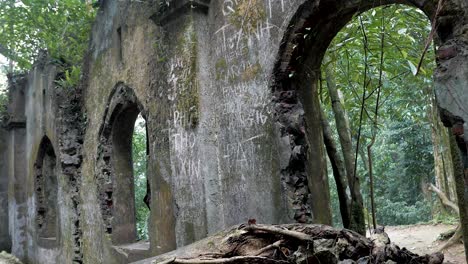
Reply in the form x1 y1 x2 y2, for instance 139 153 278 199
0 127 11 252
78 1 325 263
1 0 467 263
6 74 27 260
4 61 84 264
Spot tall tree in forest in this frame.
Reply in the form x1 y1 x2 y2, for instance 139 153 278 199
322 61 365 234
320 105 352 229
428 90 457 214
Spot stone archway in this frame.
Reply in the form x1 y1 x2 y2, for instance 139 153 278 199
96 83 153 249
270 0 468 256
34 136 59 248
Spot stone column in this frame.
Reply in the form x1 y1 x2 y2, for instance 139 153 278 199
5 74 28 260
0 127 11 252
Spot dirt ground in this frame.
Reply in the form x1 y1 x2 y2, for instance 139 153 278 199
385 224 466 264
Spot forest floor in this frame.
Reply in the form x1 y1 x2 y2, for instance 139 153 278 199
386 224 465 264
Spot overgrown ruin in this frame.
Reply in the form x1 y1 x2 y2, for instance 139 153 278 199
0 0 467 263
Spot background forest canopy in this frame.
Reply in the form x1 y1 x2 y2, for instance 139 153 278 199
0 0 458 237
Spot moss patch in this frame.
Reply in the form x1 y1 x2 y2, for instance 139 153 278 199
172 21 200 129
241 61 262 81
229 0 266 35
215 58 227 81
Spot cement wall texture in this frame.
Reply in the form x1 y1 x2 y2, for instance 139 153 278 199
0 0 467 263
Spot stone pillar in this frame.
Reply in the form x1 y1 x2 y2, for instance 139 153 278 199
0 127 11 252
5 74 28 260
151 0 212 250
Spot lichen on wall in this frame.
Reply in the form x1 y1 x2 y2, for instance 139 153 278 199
169 21 200 129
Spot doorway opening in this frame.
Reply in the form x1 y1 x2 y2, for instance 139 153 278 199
96 85 151 253
319 5 457 232
132 113 150 241
35 136 59 247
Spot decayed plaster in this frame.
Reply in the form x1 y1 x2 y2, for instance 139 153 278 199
0 0 466 263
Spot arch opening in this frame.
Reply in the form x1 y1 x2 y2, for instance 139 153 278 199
320 4 443 229
132 113 150 241
96 85 151 250
35 136 59 247
272 0 456 237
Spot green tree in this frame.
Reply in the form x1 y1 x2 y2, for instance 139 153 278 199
0 0 96 71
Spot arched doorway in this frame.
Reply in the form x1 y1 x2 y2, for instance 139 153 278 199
96 84 151 250
35 136 58 247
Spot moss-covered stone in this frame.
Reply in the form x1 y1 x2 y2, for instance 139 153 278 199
215 58 227 81
229 0 266 35
241 61 262 81
172 20 200 129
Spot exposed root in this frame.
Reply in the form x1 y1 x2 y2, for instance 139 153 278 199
149 224 444 264
428 183 459 214
242 224 313 242
439 226 463 251
155 256 289 264
427 183 462 250
253 240 284 256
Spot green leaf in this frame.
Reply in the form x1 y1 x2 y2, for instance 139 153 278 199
407 60 418 76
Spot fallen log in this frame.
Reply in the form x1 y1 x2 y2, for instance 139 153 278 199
132 224 444 264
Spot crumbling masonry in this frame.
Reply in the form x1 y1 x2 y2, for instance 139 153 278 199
0 0 467 263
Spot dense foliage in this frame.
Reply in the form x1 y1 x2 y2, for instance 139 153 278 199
0 68 7 122
323 5 438 227
0 0 96 124
0 0 96 69
0 0 96 92
132 115 150 240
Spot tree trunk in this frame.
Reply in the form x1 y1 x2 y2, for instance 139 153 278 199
429 91 456 207
324 65 365 235
367 144 377 230
320 107 351 228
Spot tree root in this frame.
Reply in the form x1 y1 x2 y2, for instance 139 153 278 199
428 183 459 214
144 224 444 264
241 224 313 242
156 256 289 264
439 225 463 251
253 240 284 256
427 183 462 250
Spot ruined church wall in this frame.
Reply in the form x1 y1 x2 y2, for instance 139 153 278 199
4 62 84 264
23 63 61 264
79 0 330 263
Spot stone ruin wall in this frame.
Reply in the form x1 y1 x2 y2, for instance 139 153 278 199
0 0 466 263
